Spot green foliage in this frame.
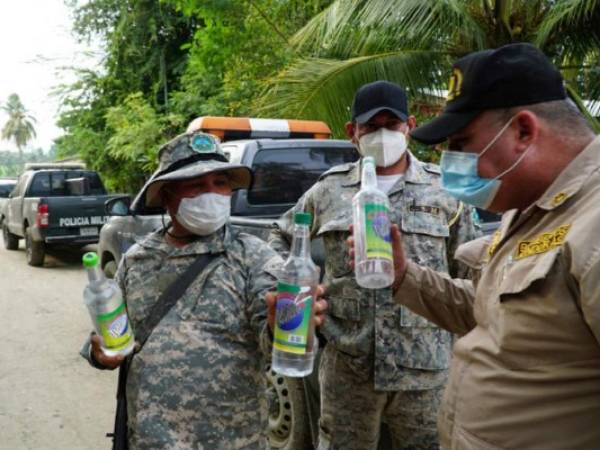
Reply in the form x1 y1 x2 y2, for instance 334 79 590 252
56 0 195 193
262 0 600 159
104 92 184 192
168 0 334 119
1 94 37 156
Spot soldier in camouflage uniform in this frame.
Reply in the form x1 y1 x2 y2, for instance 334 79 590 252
81 132 327 449
269 81 480 450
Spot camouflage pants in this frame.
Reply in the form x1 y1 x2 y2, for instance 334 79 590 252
317 346 442 450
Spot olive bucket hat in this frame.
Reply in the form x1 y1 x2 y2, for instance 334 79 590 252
135 131 252 210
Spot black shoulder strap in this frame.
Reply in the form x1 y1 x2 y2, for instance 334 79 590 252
135 252 220 348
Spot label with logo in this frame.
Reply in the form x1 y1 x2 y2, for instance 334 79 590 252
96 302 133 351
274 282 313 355
364 203 392 261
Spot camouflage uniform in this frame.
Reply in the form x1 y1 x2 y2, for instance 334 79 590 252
110 225 281 449
269 152 479 450
81 131 280 448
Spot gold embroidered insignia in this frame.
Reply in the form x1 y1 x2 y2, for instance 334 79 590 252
488 230 502 257
447 68 463 101
552 192 568 206
515 224 571 259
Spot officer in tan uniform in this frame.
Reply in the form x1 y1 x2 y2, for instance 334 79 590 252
380 43 600 449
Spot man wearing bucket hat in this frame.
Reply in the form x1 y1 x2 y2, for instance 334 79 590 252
377 43 600 449
269 81 479 450
81 131 327 448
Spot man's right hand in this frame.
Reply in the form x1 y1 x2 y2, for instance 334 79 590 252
347 223 408 291
90 334 125 369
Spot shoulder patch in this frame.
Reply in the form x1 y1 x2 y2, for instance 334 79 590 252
318 162 356 181
423 162 441 175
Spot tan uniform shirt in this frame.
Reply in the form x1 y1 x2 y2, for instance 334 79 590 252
396 136 600 449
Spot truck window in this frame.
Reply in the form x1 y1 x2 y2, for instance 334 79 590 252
29 173 52 196
248 146 359 205
27 171 107 197
0 182 16 197
66 171 106 195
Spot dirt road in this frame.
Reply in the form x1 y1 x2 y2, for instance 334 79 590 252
0 238 115 450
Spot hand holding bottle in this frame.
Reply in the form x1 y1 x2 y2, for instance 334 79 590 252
90 333 125 369
347 223 408 291
265 286 328 331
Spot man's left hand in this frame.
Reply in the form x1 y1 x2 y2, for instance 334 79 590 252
266 285 328 331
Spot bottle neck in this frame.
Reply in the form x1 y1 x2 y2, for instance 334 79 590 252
86 266 108 293
290 224 311 259
361 161 377 189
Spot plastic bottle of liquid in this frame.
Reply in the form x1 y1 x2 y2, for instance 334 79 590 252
272 212 319 377
83 252 135 356
352 156 394 289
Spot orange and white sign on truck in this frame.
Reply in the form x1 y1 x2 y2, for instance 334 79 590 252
186 116 332 141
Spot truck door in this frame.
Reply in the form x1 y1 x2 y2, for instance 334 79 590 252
8 173 29 235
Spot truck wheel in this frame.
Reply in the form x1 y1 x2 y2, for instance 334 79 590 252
25 228 45 266
103 260 118 279
2 223 19 250
266 365 312 450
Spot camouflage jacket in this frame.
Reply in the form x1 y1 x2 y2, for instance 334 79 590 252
117 225 281 449
269 153 480 391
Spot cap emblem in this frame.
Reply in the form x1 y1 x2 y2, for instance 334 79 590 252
447 68 463 101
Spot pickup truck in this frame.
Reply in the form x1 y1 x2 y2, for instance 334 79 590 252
2 163 118 267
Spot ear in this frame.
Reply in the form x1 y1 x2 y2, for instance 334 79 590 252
345 121 357 143
514 110 539 153
406 115 417 130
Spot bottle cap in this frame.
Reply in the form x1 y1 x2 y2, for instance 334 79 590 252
363 156 375 165
294 212 312 225
82 252 99 268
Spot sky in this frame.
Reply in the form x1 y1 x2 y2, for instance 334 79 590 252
0 0 102 153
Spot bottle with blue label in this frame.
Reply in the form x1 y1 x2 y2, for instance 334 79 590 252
353 156 394 289
272 212 319 377
82 252 135 356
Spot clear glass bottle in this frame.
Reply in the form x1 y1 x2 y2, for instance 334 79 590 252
352 156 394 289
83 252 134 356
272 212 320 377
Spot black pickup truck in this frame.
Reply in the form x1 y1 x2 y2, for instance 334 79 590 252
2 164 118 266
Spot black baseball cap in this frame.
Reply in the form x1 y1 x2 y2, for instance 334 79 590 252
411 43 567 145
351 80 409 124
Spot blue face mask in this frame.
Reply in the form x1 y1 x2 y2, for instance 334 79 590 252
440 116 530 209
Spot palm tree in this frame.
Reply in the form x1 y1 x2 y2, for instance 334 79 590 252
261 0 600 137
1 93 37 157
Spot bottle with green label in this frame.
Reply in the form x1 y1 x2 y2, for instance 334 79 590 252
352 156 394 289
272 212 320 377
82 252 135 356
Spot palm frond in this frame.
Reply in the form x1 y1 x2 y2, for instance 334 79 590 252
260 50 450 136
535 0 600 58
292 0 487 59
566 83 600 132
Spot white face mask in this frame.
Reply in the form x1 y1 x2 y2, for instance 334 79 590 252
358 128 408 167
175 192 231 236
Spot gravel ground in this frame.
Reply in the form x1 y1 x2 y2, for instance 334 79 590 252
0 238 115 450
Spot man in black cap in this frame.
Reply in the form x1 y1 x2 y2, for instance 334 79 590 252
270 81 479 449
380 43 600 449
